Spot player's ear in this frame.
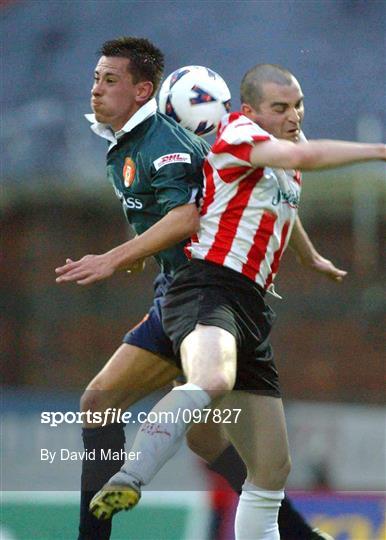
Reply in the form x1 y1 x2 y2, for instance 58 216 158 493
135 81 154 104
241 103 257 121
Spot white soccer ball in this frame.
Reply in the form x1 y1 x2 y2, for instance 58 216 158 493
158 65 231 136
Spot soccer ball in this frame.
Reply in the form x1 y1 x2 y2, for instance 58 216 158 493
158 65 231 136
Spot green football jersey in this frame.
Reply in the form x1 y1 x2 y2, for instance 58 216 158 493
101 108 210 275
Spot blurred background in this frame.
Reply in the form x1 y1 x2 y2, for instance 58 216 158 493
1 0 385 539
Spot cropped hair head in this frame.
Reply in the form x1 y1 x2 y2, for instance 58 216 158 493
99 36 164 96
240 64 296 110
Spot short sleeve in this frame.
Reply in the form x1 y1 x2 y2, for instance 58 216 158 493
209 113 271 183
150 151 205 215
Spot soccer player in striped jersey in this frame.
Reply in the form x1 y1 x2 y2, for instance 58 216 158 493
55 40 338 539
90 64 385 539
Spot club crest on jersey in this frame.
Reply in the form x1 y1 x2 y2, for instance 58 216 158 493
123 157 136 187
153 153 191 171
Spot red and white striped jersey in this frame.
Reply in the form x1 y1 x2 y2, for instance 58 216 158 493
187 112 302 290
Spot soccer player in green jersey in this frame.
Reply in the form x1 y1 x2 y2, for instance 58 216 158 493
56 36 209 540
56 39 345 540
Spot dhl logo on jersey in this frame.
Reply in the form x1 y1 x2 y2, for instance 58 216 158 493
153 153 191 171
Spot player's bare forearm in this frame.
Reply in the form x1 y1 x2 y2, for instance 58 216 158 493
250 139 386 171
55 203 199 285
289 216 347 282
288 216 318 264
106 203 198 272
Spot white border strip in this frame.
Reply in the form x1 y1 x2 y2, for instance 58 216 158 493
2 491 211 540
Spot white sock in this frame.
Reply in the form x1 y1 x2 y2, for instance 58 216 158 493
235 481 284 540
116 383 211 485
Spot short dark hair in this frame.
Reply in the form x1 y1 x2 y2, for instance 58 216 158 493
240 64 296 110
99 36 164 97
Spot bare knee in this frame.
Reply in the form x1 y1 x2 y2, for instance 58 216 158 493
80 385 104 414
80 349 140 416
248 453 291 490
80 382 127 428
273 453 292 487
80 370 124 417
191 373 234 397
181 325 237 397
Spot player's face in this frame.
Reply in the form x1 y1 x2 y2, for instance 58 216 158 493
91 56 142 131
250 80 304 141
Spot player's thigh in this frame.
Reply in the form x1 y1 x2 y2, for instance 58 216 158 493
82 343 180 412
180 324 237 394
222 391 290 489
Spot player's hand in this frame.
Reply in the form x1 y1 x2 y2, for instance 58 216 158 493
308 254 347 282
55 255 116 285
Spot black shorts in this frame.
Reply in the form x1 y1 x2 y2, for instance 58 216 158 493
162 259 281 397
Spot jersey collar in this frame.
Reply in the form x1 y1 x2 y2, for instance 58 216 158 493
85 98 158 149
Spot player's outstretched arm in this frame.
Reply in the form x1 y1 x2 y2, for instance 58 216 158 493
55 203 199 285
289 216 347 282
250 139 386 171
